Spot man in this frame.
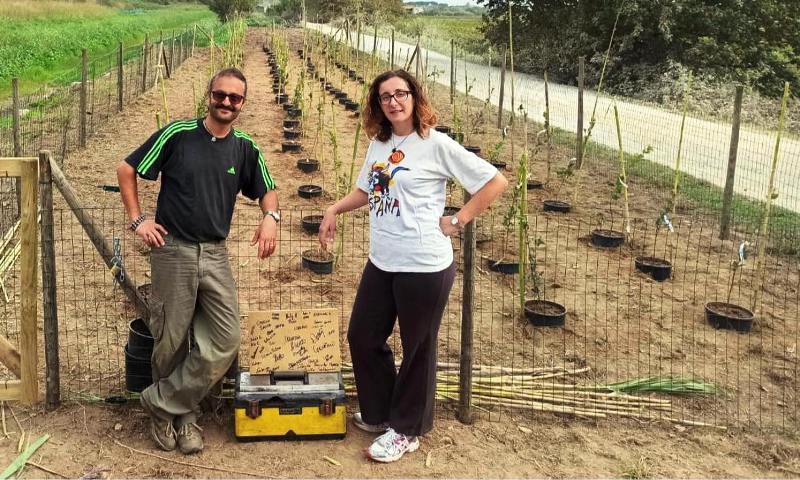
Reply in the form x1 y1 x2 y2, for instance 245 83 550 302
117 67 279 454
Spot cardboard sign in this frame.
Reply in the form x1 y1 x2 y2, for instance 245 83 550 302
246 309 341 373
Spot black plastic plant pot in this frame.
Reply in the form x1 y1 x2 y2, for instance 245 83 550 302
287 107 302 118
128 318 154 358
634 256 673 282
334 91 348 100
298 184 323 199
275 93 289 104
282 141 302 153
325 83 334 91
338 96 350 105
465 146 481 155
705 302 754 332
527 179 543 190
591 229 625 248
283 127 302 140
283 119 301 129
301 214 324 234
487 258 519 275
271 86 282 94
301 249 334 274
490 161 506 170
543 200 571 213
524 300 567 327
282 102 294 111
297 158 320 173
356 76 365 83
125 345 152 393
435 125 452 134
344 101 360 112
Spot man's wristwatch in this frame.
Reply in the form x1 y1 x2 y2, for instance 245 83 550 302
264 210 281 223
450 214 464 231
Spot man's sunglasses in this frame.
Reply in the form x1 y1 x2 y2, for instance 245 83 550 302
210 90 245 106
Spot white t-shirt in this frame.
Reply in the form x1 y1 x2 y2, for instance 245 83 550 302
355 129 498 272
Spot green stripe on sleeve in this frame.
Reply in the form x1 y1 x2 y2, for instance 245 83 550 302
234 130 276 190
137 120 197 175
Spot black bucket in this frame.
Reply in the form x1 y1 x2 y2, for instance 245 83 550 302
125 345 152 393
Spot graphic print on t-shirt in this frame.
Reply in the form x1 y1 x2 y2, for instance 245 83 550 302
367 151 410 217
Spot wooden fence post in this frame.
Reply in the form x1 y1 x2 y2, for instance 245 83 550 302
170 30 175 76
142 34 149 94
720 85 744 240
39 151 59 410
458 191 475 424
576 56 585 169
191 25 196 58
12 78 22 215
12 79 21 156
497 46 506 129
80 49 88 148
450 39 455 104
20 157 39 405
390 29 395 68
117 42 124 112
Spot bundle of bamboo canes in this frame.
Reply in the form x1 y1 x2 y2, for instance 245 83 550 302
340 362 723 429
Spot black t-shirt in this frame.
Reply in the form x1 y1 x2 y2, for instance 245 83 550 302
125 119 276 242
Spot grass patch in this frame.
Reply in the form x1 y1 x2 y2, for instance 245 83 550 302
385 15 488 63
0 2 216 98
550 127 800 235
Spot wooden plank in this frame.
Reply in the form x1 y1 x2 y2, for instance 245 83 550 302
720 85 744 240
19 158 38 405
39 151 60 409
0 158 37 178
0 381 21 402
246 309 340 373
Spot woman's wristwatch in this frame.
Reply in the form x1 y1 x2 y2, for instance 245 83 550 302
450 214 464 231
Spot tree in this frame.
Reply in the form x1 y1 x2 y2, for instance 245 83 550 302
477 0 800 98
201 0 257 22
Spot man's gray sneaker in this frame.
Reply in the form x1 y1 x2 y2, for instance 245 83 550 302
140 397 176 451
177 423 204 455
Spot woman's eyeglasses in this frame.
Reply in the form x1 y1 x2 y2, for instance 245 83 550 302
210 90 245 106
379 90 412 105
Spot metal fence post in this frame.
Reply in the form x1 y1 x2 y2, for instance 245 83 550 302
720 85 744 239
458 191 475 424
450 39 455 104
39 151 60 410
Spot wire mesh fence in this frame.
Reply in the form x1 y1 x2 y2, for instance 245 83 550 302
0 27 197 166
14 201 793 430
313 24 800 227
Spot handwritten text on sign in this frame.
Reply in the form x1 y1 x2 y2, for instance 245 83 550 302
246 309 341 373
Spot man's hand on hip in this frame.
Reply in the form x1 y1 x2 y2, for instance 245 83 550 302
251 216 277 259
136 219 168 247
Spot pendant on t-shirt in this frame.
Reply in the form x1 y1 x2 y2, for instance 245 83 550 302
211 137 217 142
389 149 405 164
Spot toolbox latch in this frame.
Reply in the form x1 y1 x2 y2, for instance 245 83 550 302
246 400 261 419
319 397 334 416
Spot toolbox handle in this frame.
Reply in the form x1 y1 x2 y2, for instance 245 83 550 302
271 370 308 385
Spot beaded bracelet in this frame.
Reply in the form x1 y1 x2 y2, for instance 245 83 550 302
129 214 146 232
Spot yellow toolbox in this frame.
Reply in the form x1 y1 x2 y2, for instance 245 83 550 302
234 370 346 441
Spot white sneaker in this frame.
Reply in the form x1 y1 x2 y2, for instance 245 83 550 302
353 412 389 433
365 428 419 463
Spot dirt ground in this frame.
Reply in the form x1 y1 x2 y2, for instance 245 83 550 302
1 28 798 478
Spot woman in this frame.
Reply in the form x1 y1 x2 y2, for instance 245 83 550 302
318 69 507 463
